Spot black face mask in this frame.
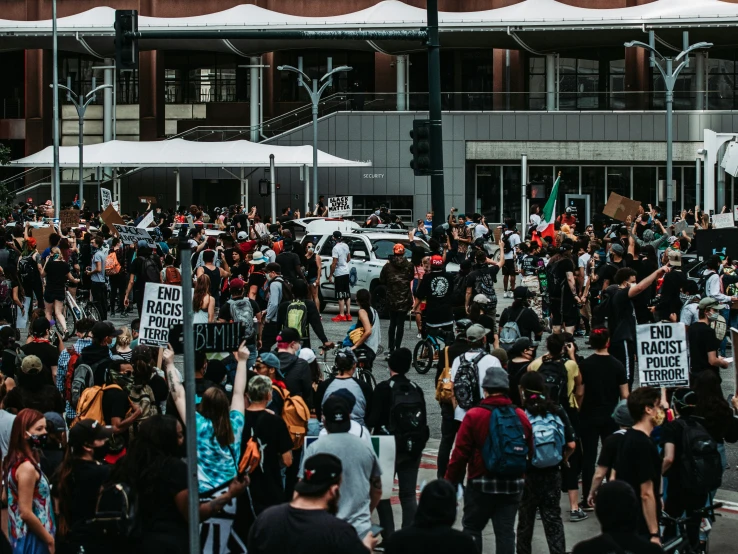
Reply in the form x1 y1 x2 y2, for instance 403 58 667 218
27 434 48 449
93 446 107 461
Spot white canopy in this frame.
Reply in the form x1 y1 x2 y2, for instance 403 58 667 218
9 138 371 169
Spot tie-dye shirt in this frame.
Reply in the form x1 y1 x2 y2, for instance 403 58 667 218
196 410 245 494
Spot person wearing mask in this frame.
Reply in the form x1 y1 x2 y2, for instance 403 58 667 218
252 352 287 415
379 243 414 357
327 231 352 322
499 286 543 344
3 409 55 553
505 338 538 407
218 277 261 368
40 247 80 337
123 241 162 317
22 317 59 383
687 297 731 380
262 263 292 351
86 236 108 321
315 348 372 427
248 453 377 554
276 280 331 352
4 353 64 425
78 321 118 386
679 279 700 330
351 289 381 368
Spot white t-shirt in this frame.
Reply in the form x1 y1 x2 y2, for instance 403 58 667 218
578 253 591 286
503 231 521 260
529 213 541 227
473 224 488 240
332 242 351 277
450 350 503 422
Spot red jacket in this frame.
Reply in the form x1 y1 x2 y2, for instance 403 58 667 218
445 395 533 484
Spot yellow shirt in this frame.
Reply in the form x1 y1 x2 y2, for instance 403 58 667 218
528 356 580 409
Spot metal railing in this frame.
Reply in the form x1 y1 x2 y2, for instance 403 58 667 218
0 98 22 119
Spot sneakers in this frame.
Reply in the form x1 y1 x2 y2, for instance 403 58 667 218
570 508 588 522
579 501 593 513
344 315 353 322
330 314 346 322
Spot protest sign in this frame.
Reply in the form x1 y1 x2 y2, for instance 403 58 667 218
139 283 186 347
111 201 120 212
673 219 688 236
101 204 125 230
139 196 157 204
137 210 154 229
328 196 353 217
113 224 155 247
603 192 642 222
59 209 80 230
695 227 738 259
168 322 246 354
305 435 396 500
31 227 54 252
100 188 112 210
712 212 735 229
636 322 689 388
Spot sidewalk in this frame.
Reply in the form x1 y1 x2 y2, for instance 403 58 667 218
378 439 738 553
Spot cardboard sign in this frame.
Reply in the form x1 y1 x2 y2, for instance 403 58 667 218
636 323 689 388
602 192 642 222
139 283 185 347
137 210 154 229
328 196 353 217
139 196 157 204
305 435 396 500
111 201 120 213
100 188 112 210
113 224 155 247
101 204 125 230
59 209 80 230
712 212 735 229
168 322 246 354
673 219 688 236
31 227 54 252
695 227 738 259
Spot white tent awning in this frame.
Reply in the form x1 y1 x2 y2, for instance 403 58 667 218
9 139 371 169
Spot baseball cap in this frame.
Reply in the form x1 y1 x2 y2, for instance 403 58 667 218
472 294 490 305
31 317 50 336
237 231 248 241
249 251 266 265
332 230 342 239
466 323 490 342
298 348 317 364
393 243 406 255
44 412 67 435
430 255 444 269
508 337 538 357
276 327 301 344
21 355 43 374
513 286 536 300
334 347 357 371
612 399 634 427
482 366 509 390
229 277 246 290
257 352 281 371
137 240 149 249
698 297 719 311
322 395 352 433
68 419 114 451
295 453 343 495
491 348 508 367
667 249 682 267
610 243 625 256
91 321 123 341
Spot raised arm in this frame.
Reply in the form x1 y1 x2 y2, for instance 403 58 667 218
163 346 186 422
230 342 250 414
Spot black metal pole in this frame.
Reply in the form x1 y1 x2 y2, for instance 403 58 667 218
427 0 445 229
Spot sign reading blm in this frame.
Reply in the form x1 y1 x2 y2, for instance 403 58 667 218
328 196 353 217
168 322 246 354
113 224 156 247
636 322 689 388
139 283 185 347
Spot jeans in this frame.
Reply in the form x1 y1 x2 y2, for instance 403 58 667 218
437 404 459 479
91 281 108 321
580 418 617 500
387 310 407 352
720 308 730 357
284 447 302 501
517 469 565 554
376 455 421 540
463 487 522 554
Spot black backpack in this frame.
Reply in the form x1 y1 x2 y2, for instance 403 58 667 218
537 358 569 408
698 271 716 298
546 261 564 297
677 418 723 495
88 481 141 541
388 380 429 457
502 231 513 254
592 284 620 327
140 257 160 284
453 350 486 411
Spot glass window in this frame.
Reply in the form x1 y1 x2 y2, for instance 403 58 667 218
708 54 736 110
682 167 696 213
503 166 522 225
528 56 546 110
529 166 553 210
164 52 246 103
555 166 580 198
653 60 695 110
60 53 138 105
476 166 501 223
581 167 605 214
657 167 680 217
371 240 414 261
609 60 626 109
607 167 631 200
461 50 493 110
633 167 657 209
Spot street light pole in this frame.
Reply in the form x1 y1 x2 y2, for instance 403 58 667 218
624 37 712 223
52 0 60 217
278 63 351 213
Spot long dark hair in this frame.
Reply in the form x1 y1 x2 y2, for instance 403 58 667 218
356 288 372 312
199 387 234 447
693 371 733 430
54 438 91 537
519 371 559 417
3 409 44 478
193 273 211 312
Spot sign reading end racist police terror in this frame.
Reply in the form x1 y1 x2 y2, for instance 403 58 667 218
139 283 186 347
636 322 690 388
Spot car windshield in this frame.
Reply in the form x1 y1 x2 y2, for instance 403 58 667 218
371 238 428 260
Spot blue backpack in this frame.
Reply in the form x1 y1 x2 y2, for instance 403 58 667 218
481 405 529 478
527 412 565 469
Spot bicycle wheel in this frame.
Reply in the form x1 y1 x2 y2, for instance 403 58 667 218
413 339 435 374
85 302 101 322
358 368 376 389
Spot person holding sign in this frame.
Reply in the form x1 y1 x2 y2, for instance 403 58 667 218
687 297 731 379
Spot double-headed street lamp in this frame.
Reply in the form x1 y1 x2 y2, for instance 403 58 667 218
277 64 352 211
624 37 712 223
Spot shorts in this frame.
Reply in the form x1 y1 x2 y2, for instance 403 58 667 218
550 297 579 327
334 274 350 299
44 291 65 304
502 259 516 276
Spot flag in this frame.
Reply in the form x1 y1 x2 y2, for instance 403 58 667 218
536 174 561 243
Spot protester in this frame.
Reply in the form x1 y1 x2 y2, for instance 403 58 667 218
687 297 730 379
316 347 372 426
328 231 352 322
379 243 414 356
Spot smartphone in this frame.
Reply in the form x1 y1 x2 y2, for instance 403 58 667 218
370 525 383 537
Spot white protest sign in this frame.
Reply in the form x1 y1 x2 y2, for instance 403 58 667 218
100 188 112 210
137 210 154 229
328 196 353 217
113 224 155 247
712 212 735 229
139 283 185 347
305 435 395 500
636 322 689 388
111 201 120 213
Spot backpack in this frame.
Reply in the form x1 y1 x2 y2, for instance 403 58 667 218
139 257 160 284
3 346 27 374
128 384 158 438
481 405 529 477
273 387 310 450
71 358 108 410
435 348 454 405
527 412 566 469
677 418 723 494
89 481 140 540
105 251 121 276
474 270 496 300
698 271 716 298
18 256 35 282
502 231 514 254
63 349 81 404
499 309 524 346
238 428 262 476
285 300 308 338
592 284 619 327
546 261 565 296
537 358 569 408
388 379 429 456
453 350 486 411
0 279 12 307
72 384 123 426
164 266 181 286
228 298 256 340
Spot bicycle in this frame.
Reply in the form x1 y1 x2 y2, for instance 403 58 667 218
412 325 454 374
319 347 377 389
55 288 101 339
661 502 722 554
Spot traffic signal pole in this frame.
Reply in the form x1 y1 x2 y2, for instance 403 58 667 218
427 0 446 230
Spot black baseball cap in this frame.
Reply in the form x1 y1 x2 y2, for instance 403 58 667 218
68 419 114 451
276 327 301 344
295 453 343 495
322 394 352 433
332 230 342 239
91 321 123 341
513 286 536 300
31 317 50 336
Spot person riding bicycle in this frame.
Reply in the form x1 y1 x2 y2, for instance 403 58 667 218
315 347 373 428
412 255 454 339
350 289 381 370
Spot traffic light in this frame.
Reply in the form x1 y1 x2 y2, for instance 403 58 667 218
409 119 431 176
115 10 139 72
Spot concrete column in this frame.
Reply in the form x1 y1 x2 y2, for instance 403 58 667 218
396 55 407 110
695 52 705 110
546 54 556 111
250 56 260 142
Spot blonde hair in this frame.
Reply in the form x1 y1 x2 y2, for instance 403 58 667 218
117 326 132 348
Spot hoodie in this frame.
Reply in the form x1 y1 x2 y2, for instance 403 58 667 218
379 255 414 312
276 351 313 410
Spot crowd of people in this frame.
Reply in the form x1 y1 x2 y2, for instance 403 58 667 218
0 198 734 554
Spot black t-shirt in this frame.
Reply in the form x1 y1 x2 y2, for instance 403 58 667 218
465 265 500 298
141 457 189 551
506 360 530 407
551 257 575 300
579 354 627 421
610 288 637 343
593 262 618 294
44 260 70 296
661 417 706 484
248 271 268 311
688 321 721 373
597 429 625 478
130 255 159 292
102 387 130 447
240 410 292 506
21 341 59 378
499 306 542 340
149 374 169 406
385 525 477 554
274 252 302 283
416 271 455 325
66 460 112 530
248 504 368 554
572 532 662 554
520 255 543 277
612 429 662 534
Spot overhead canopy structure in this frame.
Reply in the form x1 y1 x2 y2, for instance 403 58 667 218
1 0 737 55
9 138 372 169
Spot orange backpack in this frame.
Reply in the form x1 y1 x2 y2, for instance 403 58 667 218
72 384 124 427
273 386 310 450
105 251 121 276
164 266 182 286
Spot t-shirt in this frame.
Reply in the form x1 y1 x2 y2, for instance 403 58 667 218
473 224 488 240
248 504 368 554
21 341 59 377
275 251 303 284
592 262 618 294
44 260 70 296
520 255 543 277
300 432 381 538
597 429 625 477
317 376 372 426
130 255 159 292
687 321 721 373
506 360 530 407
578 354 627 421
331 242 351 277
465 265 500 300
102 386 130 447
196 410 246 493
660 417 704 484
612 428 661 535
66 460 112 531
550 257 575 300
503 231 520 260
610 288 637 343
0 409 15 465
248 271 268 311
499 306 542 341
680 300 699 328
241 410 293 506
415 271 455 327
141 457 188 552
91 249 107 283
450 350 503 421
218 298 260 341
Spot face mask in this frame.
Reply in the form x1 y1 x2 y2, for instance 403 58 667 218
307 247 314 254
93 445 107 461
707 311 719 322
27 433 48 449
679 293 691 303
266 274 273 282
652 408 665 427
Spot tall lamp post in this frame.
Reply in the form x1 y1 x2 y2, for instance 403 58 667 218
58 79 113 209
624 37 712 223
52 0 60 217
277 64 351 212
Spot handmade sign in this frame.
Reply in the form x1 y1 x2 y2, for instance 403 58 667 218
112 224 155 247
168 322 246 354
603 192 642 222
328 196 353 217
139 284 185 347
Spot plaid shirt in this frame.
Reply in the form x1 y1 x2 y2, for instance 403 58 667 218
57 338 92 421
469 476 525 496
